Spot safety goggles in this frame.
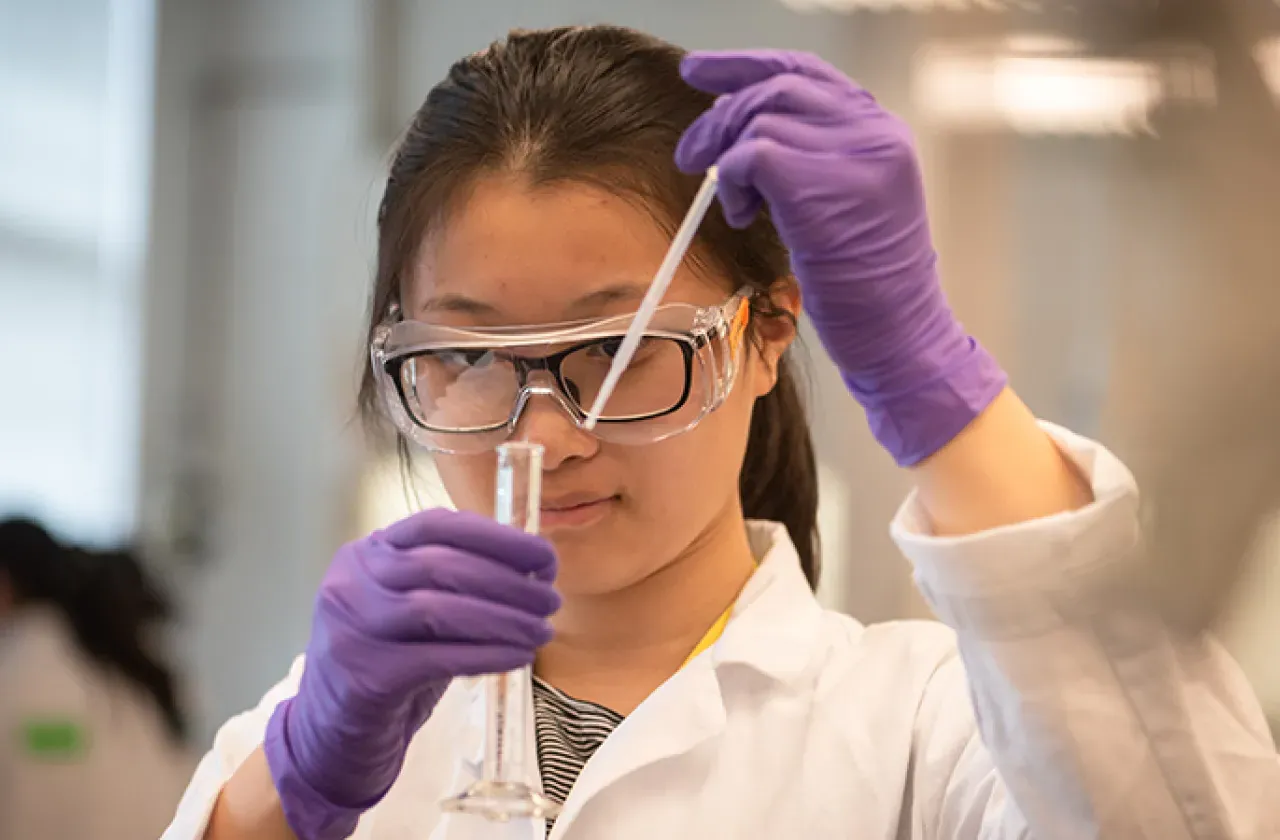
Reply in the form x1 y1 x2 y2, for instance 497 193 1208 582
370 292 753 454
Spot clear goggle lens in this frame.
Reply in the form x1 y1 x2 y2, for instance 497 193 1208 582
371 294 750 454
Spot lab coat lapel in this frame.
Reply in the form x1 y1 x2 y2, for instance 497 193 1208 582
712 522 825 683
550 523 823 836
549 663 727 835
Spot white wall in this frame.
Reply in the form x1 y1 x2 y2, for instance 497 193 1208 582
1220 513 1280 725
0 0 155 547
144 0 381 742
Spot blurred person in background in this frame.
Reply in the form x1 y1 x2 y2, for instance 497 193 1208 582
0 518 194 840
166 25 1279 840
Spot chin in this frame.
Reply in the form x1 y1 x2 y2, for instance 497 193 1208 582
546 530 641 596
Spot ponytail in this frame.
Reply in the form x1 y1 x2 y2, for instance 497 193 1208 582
0 519 189 743
739 354 821 589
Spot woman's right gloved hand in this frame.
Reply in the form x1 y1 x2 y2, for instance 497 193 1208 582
263 508 560 840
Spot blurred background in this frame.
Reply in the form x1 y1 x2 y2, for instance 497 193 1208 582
2 0 1278 822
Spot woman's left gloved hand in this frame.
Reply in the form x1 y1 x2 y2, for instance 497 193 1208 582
675 49 1007 467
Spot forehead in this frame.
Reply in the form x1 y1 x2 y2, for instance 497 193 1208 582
406 175 725 326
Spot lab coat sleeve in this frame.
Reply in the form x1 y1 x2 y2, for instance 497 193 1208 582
161 657 305 840
894 422 1280 840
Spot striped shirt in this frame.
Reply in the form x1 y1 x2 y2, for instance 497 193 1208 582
532 675 624 827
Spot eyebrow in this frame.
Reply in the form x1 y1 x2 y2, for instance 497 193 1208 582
419 282 650 319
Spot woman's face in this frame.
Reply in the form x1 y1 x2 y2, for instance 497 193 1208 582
405 175 795 597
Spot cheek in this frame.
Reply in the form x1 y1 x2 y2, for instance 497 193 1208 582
434 452 498 515
623 375 756 524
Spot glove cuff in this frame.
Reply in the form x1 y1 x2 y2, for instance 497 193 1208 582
846 335 1008 467
264 697 367 840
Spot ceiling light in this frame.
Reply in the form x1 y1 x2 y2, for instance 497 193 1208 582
1256 37 1280 103
916 48 1162 134
913 40 1215 136
779 0 1036 11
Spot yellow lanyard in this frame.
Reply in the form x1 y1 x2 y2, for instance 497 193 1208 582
679 605 733 669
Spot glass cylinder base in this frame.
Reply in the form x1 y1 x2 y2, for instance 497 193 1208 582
440 780 562 822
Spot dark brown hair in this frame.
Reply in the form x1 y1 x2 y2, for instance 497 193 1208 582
356 25 821 587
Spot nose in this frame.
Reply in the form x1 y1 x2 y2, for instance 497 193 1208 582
510 382 599 470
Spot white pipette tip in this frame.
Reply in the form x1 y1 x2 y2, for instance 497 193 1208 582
581 167 721 431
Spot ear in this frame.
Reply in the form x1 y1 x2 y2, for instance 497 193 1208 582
749 277 801 398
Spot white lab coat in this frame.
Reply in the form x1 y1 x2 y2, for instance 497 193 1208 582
0 606 195 840
163 425 1280 839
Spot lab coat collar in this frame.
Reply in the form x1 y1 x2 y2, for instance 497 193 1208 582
550 521 825 833
709 520 826 686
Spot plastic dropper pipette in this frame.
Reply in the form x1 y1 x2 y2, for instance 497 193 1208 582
582 166 720 430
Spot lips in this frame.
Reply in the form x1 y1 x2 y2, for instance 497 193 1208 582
541 492 615 512
538 493 618 530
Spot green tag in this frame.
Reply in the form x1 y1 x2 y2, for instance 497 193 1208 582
18 719 90 759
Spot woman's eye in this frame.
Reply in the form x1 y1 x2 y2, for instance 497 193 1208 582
588 337 653 360
439 349 491 367
585 339 621 360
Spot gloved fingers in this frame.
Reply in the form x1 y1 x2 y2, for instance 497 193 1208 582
676 73 845 174
680 49 851 95
713 135 809 229
373 589 555 648
361 545 561 605
716 114 908 230
415 549 562 614
716 180 765 230
373 508 557 579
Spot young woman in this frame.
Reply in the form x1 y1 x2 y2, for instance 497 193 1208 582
165 26 1279 840
0 518 194 840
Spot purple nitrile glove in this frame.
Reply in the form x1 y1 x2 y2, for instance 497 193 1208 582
675 50 1008 466
263 508 560 840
